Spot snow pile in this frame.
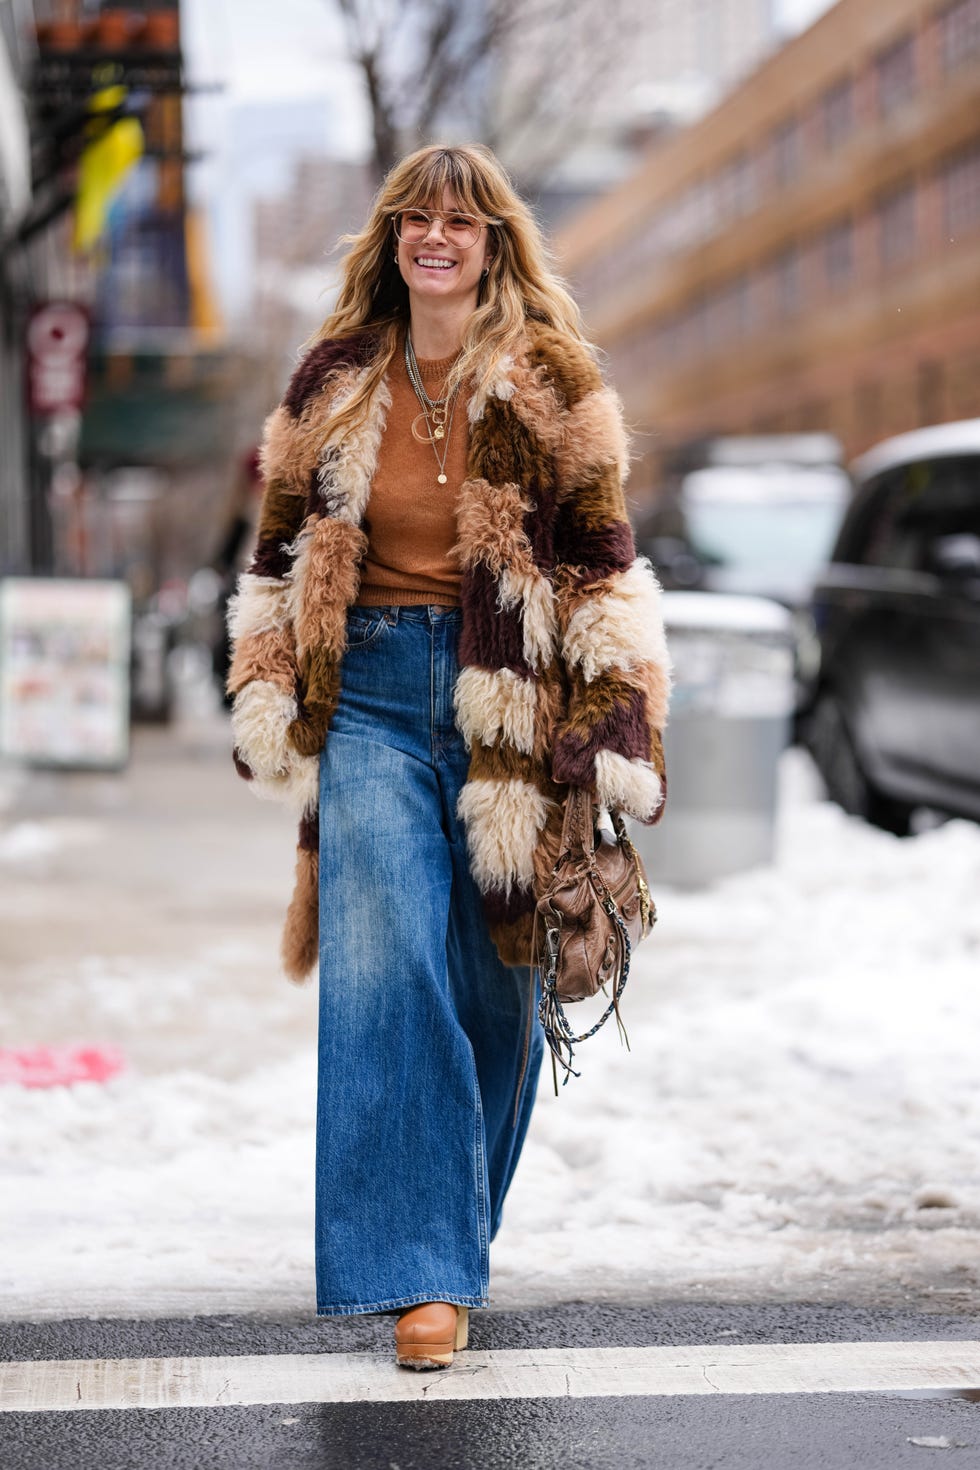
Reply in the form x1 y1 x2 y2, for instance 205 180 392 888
1 752 979 1320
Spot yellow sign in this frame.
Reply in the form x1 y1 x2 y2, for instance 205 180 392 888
73 85 145 253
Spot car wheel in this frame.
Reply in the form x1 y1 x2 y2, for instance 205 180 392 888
804 690 913 837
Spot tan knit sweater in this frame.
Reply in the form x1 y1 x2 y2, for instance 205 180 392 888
354 340 468 607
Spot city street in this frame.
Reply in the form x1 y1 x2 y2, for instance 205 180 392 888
2 681 979 1465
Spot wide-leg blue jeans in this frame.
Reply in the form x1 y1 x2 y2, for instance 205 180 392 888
315 603 543 1316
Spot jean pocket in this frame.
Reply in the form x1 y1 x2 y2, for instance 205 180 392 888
345 609 391 649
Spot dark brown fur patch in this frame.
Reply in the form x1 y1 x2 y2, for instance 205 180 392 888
288 646 341 756
258 483 306 544
282 332 375 419
298 806 319 852
552 682 650 785
249 538 293 580
482 881 536 926
469 397 552 493
554 511 634 583
458 562 533 676
233 748 254 780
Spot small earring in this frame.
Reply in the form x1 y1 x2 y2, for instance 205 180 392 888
481 266 489 277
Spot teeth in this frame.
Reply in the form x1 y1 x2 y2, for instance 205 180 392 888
417 257 454 269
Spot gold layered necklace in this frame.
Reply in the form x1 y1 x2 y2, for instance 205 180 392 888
404 331 460 486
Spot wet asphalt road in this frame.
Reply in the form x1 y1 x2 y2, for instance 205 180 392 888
3 1303 980 1470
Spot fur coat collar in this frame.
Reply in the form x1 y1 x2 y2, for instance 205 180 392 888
227 321 671 981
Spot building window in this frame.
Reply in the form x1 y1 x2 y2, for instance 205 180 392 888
937 0 980 73
943 142 980 236
821 77 854 151
770 119 802 191
875 35 917 117
878 182 918 268
715 151 757 221
823 218 854 289
775 245 802 316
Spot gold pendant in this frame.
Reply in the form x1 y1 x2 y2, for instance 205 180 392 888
437 473 447 484
411 411 435 444
433 426 444 439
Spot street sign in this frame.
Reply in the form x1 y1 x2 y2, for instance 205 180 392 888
25 301 90 416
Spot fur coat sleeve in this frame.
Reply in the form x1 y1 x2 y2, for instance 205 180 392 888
530 328 670 825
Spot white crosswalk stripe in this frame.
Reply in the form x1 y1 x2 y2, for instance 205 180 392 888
3 1340 980 1413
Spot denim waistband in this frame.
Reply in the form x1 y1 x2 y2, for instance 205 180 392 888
349 603 461 624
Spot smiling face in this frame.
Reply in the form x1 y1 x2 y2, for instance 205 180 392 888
394 186 492 311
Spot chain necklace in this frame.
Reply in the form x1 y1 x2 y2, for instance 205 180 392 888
404 331 460 486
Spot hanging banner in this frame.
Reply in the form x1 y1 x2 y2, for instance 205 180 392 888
0 577 131 768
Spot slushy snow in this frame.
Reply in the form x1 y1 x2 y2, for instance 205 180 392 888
1 750 978 1320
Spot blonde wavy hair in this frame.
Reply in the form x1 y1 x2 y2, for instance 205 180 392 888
307 143 592 444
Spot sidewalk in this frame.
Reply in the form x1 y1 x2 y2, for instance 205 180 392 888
2 693 979 1322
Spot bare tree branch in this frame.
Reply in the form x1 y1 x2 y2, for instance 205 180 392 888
328 0 640 184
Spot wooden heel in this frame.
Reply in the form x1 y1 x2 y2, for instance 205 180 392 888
454 1306 469 1351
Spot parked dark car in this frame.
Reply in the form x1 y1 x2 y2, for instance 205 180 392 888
801 421 980 833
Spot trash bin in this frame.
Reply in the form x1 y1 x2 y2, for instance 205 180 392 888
632 591 795 886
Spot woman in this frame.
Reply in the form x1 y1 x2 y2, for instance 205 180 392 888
226 143 670 1368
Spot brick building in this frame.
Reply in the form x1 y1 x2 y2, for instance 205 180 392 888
555 0 980 499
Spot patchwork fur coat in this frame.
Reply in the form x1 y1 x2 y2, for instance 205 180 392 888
226 320 672 982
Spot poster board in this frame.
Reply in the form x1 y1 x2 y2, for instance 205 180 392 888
0 577 131 768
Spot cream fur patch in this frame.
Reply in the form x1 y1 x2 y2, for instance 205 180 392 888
231 680 295 782
594 749 664 822
466 353 517 424
318 369 391 527
497 565 556 672
227 575 292 643
562 557 671 682
453 667 538 755
555 387 631 487
456 776 552 895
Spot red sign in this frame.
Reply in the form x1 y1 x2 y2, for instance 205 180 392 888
26 301 90 416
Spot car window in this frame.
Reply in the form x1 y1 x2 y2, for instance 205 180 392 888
858 457 980 572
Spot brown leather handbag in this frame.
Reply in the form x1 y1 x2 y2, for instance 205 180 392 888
532 785 657 1085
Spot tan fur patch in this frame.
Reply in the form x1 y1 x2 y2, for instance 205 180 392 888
289 517 368 658
489 913 536 967
555 387 630 490
525 326 602 409
456 776 554 895
452 479 532 575
226 623 296 697
631 657 672 733
504 357 565 452
556 463 627 524
281 846 318 983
